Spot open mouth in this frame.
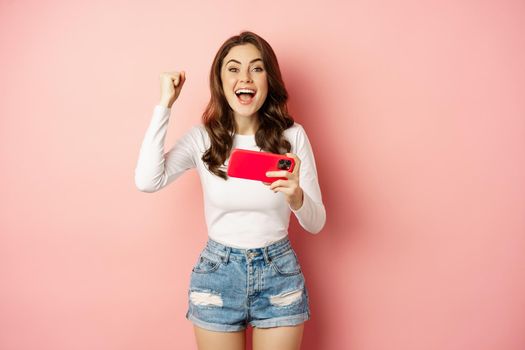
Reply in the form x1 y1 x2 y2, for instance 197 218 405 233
235 88 256 105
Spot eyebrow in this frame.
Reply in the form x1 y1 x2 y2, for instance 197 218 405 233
225 58 263 65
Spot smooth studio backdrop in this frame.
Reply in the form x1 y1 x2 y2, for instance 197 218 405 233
1 0 524 349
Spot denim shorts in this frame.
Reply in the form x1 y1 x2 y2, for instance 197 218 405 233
185 236 311 332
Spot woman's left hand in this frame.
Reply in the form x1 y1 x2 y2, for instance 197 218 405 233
262 153 304 210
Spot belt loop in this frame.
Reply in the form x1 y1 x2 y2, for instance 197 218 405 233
263 246 271 265
224 247 231 264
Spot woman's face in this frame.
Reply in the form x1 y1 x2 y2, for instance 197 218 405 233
220 43 268 120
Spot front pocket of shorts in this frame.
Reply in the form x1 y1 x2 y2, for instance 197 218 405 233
192 252 222 274
270 250 302 276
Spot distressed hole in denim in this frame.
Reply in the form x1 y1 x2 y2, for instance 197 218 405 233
269 289 303 307
190 291 223 307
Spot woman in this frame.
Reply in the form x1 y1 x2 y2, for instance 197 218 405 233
135 31 326 350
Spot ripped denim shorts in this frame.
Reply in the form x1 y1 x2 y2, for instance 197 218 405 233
185 235 311 332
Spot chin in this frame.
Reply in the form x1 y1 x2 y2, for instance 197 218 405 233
229 103 262 116
234 110 259 118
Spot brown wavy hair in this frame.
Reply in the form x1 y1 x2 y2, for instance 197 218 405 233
201 31 294 180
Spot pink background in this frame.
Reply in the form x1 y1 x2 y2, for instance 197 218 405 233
1 0 525 349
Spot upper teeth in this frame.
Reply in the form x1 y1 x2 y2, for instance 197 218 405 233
235 89 255 94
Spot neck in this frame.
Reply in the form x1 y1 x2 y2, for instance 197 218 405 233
234 112 259 135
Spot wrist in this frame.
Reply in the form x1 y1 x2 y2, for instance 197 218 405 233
159 100 172 109
290 188 304 210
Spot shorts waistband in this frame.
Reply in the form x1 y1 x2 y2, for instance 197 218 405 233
204 236 292 264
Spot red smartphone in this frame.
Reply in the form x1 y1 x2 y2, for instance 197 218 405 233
227 148 295 182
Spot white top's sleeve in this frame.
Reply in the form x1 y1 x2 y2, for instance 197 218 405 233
134 105 197 192
289 124 326 234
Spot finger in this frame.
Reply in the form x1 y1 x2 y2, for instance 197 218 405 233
269 179 290 190
175 71 185 86
173 74 180 87
266 170 289 178
271 186 293 195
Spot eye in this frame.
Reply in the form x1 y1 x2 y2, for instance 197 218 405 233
253 67 264 72
228 67 239 72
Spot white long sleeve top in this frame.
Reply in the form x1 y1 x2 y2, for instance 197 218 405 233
135 105 326 248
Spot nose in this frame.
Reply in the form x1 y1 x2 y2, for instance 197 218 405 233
240 69 253 83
